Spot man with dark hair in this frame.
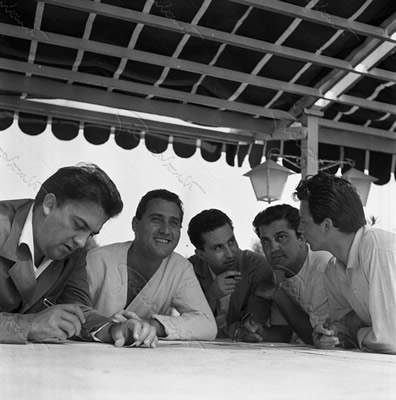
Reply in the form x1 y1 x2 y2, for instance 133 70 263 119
86 189 217 341
187 209 273 340
251 204 332 344
295 172 396 354
0 163 157 347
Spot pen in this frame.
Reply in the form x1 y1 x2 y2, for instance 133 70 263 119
43 298 55 308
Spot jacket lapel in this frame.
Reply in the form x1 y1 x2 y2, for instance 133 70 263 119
0 201 37 307
21 259 64 313
8 259 36 306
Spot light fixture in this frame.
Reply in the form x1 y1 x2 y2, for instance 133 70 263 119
244 150 377 205
341 167 378 206
243 159 293 203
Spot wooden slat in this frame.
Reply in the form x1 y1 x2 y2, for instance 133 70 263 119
0 57 294 121
38 0 396 83
0 97 256 144
0 72 280 134
319 118 396 140
231 0 396 43
320 128 396 155
0 22 321 98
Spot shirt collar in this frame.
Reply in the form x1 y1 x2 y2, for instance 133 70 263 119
346 225 367 269
19 204 35 262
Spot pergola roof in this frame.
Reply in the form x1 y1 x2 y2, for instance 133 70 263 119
1 0 395 184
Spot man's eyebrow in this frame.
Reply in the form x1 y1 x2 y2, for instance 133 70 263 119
75 216 100 235
149 212 180 220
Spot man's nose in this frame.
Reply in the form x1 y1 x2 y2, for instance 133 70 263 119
73 233 90 248
270 240 280 252
224 245 235 258
159 221 170 234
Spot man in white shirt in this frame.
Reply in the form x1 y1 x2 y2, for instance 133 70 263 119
250 204 332 345
295 172 396 354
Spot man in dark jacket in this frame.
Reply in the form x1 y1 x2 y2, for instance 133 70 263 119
0 163 157 347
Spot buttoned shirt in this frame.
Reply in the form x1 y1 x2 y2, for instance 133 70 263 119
271 247 332 329
325 226 396 354
18 205 52 278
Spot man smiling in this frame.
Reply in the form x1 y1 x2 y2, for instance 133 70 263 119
86 189 216 341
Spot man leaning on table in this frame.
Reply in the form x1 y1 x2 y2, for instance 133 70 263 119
86 189 217 340
0 163 157 347
251 204 333 345
295 172 396 354
187 209 273 340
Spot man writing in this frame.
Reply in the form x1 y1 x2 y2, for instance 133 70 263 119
0 163 157 347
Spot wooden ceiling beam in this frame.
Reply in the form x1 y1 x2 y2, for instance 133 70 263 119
231 0 396 43
37 0 395 83
0 71 279 134
0 97 256 144
0 57 293 121
0 22 320 98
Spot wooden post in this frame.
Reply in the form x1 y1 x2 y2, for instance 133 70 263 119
301 109 322 178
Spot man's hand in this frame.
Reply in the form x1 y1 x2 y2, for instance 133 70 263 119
28 304 85 342
207 270 242 301
312 322 339 349
111 310 141 323
255 281 280 300
110 319 158 348
233 314 264 343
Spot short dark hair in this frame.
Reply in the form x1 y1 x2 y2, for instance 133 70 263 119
34 163 123 218
135 189 184 223
187 209 233 250
253 204 301 238
293 172 366 233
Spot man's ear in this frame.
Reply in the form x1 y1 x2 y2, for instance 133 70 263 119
131 216 138 233
42 193 57 216
322 217 333 232
195 248 205 260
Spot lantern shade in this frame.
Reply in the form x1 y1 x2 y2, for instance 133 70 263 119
244 159 293 203
342 167 378 206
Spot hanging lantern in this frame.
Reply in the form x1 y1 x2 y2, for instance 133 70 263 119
342 167 378 206
244 159 293 203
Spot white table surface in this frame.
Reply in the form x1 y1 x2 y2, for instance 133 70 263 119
1 340 395 400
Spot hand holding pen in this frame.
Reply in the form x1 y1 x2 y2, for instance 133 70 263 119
26 298 85 343
312 319 340 349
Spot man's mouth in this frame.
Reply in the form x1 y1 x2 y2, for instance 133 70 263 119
225 259 237 269
154 237 171 244
271 254 284 263
63 244 75 253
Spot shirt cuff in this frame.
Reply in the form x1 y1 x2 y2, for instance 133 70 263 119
90 322 111 342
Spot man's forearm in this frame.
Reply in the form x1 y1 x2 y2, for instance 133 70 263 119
272 289 314 344
148 318 166 337
205 293 218 313
0 313 33 344
259 325 293 342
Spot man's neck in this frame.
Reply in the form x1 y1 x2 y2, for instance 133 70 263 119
127 244 162 281
284 244 308 278
328 232 356 266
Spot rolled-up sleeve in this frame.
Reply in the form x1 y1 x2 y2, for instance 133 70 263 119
153 265 217 341
358 239 396 354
